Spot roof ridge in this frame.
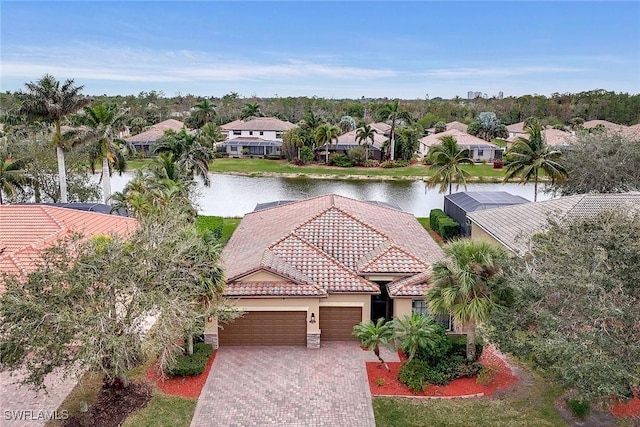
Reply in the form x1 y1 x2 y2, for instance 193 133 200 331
359 244 428 273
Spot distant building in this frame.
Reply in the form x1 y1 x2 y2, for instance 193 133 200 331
498 91 504 99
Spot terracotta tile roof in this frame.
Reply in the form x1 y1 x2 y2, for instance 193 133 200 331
220 117 296 132
359 245 428 274
224 281 327 297
467 193 640 255
420 129 500 149
126 119 187 143
507 122 526 133
0 205 137 291
387 270 433 297
222 194 444 297
370 122 392 134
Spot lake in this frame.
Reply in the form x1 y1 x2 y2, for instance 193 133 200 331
108 173 552 217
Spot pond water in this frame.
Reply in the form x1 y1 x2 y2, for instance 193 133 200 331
108 173 552 217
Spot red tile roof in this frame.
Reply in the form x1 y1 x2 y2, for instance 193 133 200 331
222 194 444 297
387 270 433 297
0 205 137 284
223 281 327 297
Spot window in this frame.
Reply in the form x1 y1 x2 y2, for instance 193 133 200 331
259 131 264 136
229 145 237 152
249 131 253 136
477 149 484 156
233 130 241 135
276 131 283 138
412 300 453 331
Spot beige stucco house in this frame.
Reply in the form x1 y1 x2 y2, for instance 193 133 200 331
419 129 502 162
467 193 640 256
220 117 296 157
205 194 446 349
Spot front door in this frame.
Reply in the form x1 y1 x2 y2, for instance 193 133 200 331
370 282 393 322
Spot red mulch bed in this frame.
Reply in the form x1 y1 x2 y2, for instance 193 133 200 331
367 348 518 398
145 350 216 398
611 395 640 418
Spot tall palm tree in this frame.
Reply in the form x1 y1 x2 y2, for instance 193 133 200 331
503 122 568 201
241 102 263 119
299 111 325 147
355 123 377 162
79 103 135 204
19 74 90 202
426 135 474 194
379 100 413 161
314 123 340 164
191 99 216 127
152 128 213 186
426 239 506 361
390 312 440 363
0 152 29 204
352 318 394 370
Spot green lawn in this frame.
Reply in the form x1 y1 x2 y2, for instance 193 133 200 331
373 370 567 427
121 393 197 427
195 216 242 246
129 158 508 180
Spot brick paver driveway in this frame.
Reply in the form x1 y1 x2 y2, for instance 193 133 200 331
191 342 397 427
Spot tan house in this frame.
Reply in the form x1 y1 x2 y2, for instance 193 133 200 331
426 121 469 134
206 194 445 348
126 119 187 155
467 193 640 256
419 129 502 162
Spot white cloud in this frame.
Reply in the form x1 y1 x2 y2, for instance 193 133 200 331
418 66 586 78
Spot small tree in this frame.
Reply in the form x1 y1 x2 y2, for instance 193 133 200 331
353 318 393 370
390 313 440 363
434 121 447 133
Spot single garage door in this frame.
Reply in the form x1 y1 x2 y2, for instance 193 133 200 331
320 306 362 341
219 311 307 346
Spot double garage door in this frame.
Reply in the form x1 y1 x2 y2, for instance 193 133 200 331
218 307 362 346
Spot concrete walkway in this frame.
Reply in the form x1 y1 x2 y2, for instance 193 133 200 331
191 342 398 427
1 370 79 427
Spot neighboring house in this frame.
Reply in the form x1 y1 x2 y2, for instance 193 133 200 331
126 119 187 155
467 193 640 256
0 205 137 291
506 122 527 140
206 194 447 349
419 129 503 162
314 129 388 162
444 192 530 236
542 128 576 147
581 120 629 133
220 117 296 157
426 121 469 135
370 122 392 136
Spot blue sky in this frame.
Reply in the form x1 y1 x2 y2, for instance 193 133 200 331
2 1 639 99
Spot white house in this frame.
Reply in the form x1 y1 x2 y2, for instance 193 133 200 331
220 117 296 157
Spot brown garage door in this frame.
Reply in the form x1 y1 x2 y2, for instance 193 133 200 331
219 311 307 346
320 306 362 341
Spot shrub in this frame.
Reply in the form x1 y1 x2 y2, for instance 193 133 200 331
293 157 304 166
375 377 385 387
408 324 451 365
299 146 314 163
476 365 499 385
448 334 484 360
429 209 447 230
329 154 353 167
364 159 380 168
493 159 504 169
265 155 283 160
567 399 591 419
393 160 410 168
380 160 395 168
195 216 223 240
347 146 367 166
437 216 460 241
398 359 430 393
241 148 250 155
167 343 213 377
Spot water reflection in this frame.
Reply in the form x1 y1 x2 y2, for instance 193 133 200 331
109 173 551 217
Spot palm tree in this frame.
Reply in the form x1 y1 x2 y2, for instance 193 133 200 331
241 102 263 119
0 152 29 204
19 74 90 202
153 128 213 186
379 100 413 160
299 111 325 147
314 123 340 164
503 122 568 201
426 135 474 194
355 123 377 162
191 99 216 127
352 318 394 370
426 239 506 361
197 122 224 150
390 312 440 363
79 103 135 204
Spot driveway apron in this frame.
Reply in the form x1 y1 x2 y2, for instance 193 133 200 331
191 342 379 427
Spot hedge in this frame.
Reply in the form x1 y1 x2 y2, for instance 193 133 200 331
437 216 460 241
167 343 213 377
429 209 447 231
